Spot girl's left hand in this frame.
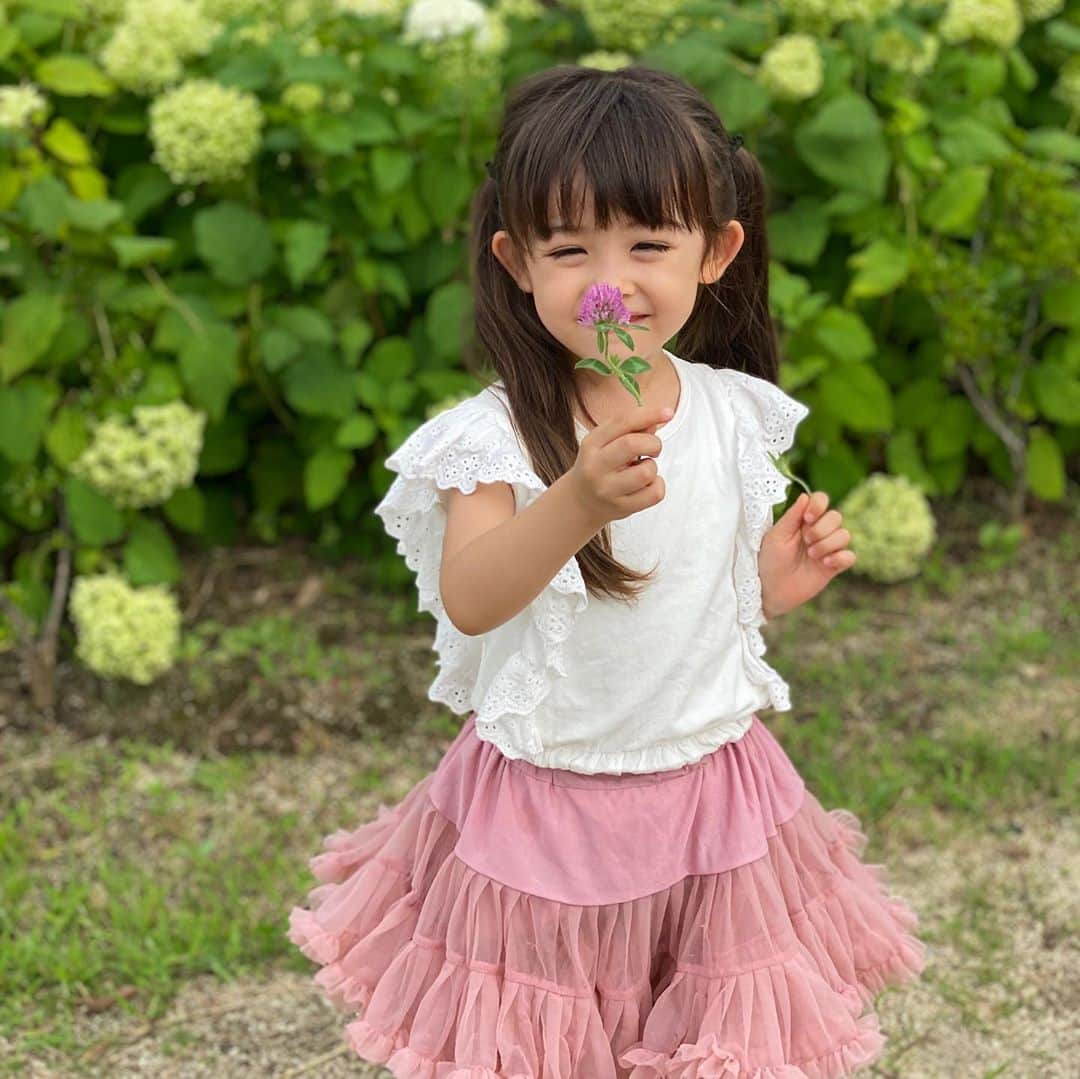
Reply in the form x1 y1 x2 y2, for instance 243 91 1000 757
757 491 856 620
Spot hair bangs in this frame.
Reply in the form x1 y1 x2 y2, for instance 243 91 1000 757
503 82 715 252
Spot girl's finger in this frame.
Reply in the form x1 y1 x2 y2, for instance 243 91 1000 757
808 528 850 558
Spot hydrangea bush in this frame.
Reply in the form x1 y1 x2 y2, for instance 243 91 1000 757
68 573 182 684
839 473 937 582
0 0 1077 684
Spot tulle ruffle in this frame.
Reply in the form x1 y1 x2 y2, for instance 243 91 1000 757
288 754 925 1077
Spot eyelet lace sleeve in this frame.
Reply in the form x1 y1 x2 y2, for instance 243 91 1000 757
372 392 588 758
714 368 810 712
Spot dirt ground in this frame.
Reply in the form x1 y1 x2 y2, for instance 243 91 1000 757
3 491 1077 1078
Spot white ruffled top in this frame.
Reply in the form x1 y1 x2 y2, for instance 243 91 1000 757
373 350 810 775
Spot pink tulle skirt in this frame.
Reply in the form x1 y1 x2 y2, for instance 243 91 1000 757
287 713 927 1078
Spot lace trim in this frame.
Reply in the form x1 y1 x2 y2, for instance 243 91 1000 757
517 710 756 775
373 393 587 758
716 368 810 713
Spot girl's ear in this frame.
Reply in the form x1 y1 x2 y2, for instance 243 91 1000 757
492 230 533 293
700 220 745 285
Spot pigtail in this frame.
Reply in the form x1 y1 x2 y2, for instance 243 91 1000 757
675 134 780 385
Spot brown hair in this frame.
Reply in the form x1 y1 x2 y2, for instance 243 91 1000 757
465 63 779 603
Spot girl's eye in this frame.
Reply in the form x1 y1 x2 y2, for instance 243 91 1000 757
549 243 670 259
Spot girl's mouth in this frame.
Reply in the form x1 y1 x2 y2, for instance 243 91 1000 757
629 314 650 324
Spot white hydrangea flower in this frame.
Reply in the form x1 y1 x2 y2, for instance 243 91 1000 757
0 83 49 132
939 0 1022 49
334 0 405 16
578 0 683 54
1052 55 1080 113
101 0 221 94
71 401 208 509
149 78 264 184
758 34 824 101
402 0 486 44
839 473 936 583
1019 0 1064 19
69 573 181 685
281 81 325 111
402 0 509 85
578 49 635 71
871 27 940 76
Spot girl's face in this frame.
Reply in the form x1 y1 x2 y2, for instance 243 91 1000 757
492 191 744 372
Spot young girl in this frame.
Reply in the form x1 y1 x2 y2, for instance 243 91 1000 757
288 64 927 1077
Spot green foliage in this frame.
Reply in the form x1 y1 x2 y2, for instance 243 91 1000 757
0 0 1078 676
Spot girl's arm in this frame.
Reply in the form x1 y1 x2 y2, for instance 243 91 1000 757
440 474 602 637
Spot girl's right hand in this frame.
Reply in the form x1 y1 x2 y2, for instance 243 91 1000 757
567 405 671 526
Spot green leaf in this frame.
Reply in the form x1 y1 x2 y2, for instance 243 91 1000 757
925 398 974 460
846 238 910 301
920 166 991 237
335 412 378 449
110 235 176 268
611 326 635 349
417 157 473 229
884 430 936 493
67 198 124 233
199 415 248 475
282 352 356 418
366 336 414 381
282 219 330 288
767 197 829 265
1029 365 1080 425
63 475 126 546
162 485 206 534
18 174 70 237
349 105 397 144
0 292 66 382
706 64 771 130
1041 279 1080 328
269 305 334 344
425 282 471 359
304 447 353 510
194 202 274 285
811 307 875 364
299 112 361 154
340 319 373 366
1024 128 1080 166
935 118 1012 167
114 162 174 224
258 327 301 372
35 54 114 96
123 518 181 586
620 357 651 374
178 323 241 423
794 93 889 199
42 117 92 164
818 363 893 433
371 146 414 195
1026 428 1064 501
0 378 58 462
575 357 614 375
45 405 89 467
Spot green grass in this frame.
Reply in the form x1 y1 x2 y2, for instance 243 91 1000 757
0 512 1076 1073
